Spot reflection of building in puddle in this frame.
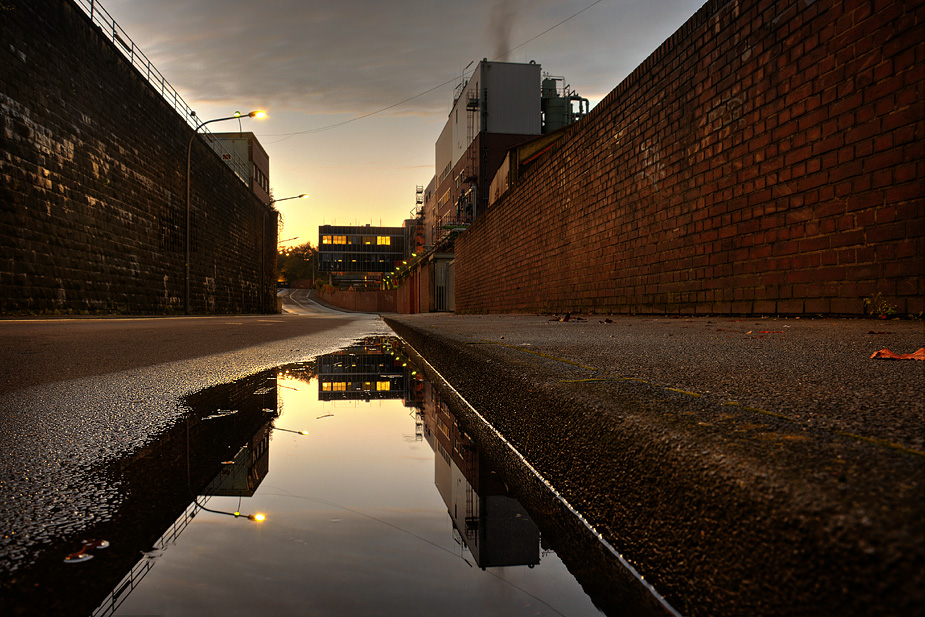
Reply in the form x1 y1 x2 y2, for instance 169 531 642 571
318 336 411 401
201 422 270 497
92 371 279 617
425 391 540 570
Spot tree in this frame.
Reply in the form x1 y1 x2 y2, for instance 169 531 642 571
278 242 319 284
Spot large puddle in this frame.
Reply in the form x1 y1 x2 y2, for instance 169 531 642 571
4 337 673 617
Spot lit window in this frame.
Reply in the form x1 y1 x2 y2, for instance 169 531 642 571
334 235 347 244
377 236 390 245
333 382 347 391
322 236 332 244
376 381 391 391
322 382 332 391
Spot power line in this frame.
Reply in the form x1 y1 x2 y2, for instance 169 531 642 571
263 0 605 142
503 0 604 57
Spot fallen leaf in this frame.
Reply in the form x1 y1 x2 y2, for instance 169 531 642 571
870 348 925 361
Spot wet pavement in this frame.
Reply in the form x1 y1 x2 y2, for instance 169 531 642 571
1 296 921 616
103 340 639 617
0 305 390 615
0 322 672 616
384 312 924 617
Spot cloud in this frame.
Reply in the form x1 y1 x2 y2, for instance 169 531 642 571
107 0 495 116
97 0 708 242
104 0 707 135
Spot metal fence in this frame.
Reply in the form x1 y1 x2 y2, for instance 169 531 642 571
71 0 252 184
91 498 205 617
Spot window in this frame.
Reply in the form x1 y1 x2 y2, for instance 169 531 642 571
333 235 347 244
377 236 390 246
322 235 332 244
376 381 391 391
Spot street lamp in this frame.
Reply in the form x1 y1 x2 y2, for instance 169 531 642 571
273 427 309 435
264 194 307 310
271 193 309 204
185 110 267 314
194 498 266 522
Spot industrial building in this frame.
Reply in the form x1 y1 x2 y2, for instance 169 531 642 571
318 224 408 290
394 59 588 311
212 132 271 206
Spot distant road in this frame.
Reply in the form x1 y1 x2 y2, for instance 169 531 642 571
0 294 369 395
277 288 349 315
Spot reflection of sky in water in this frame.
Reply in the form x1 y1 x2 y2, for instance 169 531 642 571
113 374 603 617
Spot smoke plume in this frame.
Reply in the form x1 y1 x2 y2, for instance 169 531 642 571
489 0 520 61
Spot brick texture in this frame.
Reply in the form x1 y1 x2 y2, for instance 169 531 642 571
455 0 924 316
0 0 278 314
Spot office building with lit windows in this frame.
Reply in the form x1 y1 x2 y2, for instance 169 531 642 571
318 224 406 290
316 337 409 401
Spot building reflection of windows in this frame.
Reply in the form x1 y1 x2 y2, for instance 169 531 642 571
317 336 410 401
96 371 281 616
201 422 271 498
426 394 541 570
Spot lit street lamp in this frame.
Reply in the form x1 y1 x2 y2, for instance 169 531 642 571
194 498 266 522
185 110 267 314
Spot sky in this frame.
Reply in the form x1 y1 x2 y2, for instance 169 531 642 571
103 0 706 249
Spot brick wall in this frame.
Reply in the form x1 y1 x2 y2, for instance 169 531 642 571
456 0 924 316
0 0 278 314
320 288 397 313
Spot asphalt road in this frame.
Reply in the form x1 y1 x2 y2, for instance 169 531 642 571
2 298 922 616
0 292 389 600
0 289 358 395
385 312 925 617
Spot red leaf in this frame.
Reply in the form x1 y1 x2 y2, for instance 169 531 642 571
870 348 925 361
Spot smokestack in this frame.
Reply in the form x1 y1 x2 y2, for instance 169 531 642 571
489 0 519 61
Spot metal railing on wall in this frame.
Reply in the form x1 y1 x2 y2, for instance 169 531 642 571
71 0 252 185
91 497 210 617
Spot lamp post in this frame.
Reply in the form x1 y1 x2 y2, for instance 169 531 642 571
194 498 266 522
185 110 266 314
271 193 309 204
263 194 307 311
